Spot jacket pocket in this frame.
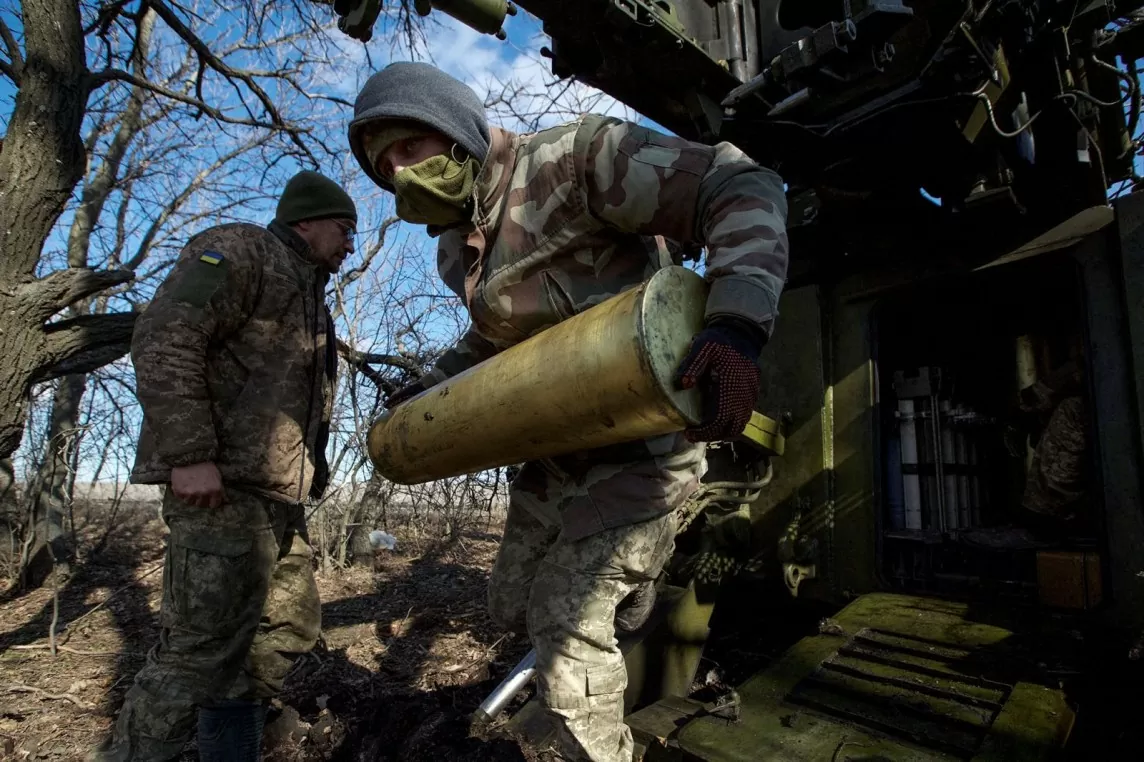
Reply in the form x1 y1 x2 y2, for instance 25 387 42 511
586 660 628 696
163 522 258 634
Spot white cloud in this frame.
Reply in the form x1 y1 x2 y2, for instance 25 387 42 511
421 14 643 132
311 8 649 134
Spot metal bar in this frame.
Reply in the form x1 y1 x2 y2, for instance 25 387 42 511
899 400 923 530
929 394 947 534
473 648 537 725
740 0 759 80
787 678 987 755
724 0 747 83
1074 192 1144 629
820 659 1006 711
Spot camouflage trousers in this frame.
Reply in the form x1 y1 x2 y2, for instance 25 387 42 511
95 488 321 761
1024 396 1088 520
488 434 706 762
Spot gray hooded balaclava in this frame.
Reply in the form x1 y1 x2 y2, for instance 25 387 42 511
348 61 492 192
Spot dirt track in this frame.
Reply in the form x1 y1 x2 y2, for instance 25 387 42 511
0 502 549 760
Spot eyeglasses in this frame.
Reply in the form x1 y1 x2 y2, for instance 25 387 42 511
333 220 356 243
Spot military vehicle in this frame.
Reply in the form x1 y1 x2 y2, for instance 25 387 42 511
341 1 1144 759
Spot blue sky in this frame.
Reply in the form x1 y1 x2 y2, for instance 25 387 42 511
0 1 661 485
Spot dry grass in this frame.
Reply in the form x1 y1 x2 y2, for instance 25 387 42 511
0 499 550 761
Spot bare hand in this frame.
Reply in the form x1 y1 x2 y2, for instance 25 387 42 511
170 462 226 509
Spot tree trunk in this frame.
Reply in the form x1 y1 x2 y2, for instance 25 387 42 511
361 470 390 530
347 525 375 568
0 459 16 575
23 375 87 585
0 458 15 505
0 0 134 462
318 506 331 574
19 9 156 587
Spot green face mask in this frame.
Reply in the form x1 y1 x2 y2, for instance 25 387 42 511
392 153 479 227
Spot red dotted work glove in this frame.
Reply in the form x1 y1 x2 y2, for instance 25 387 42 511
674 319 763 443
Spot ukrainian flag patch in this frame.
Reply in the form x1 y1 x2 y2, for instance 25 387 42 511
199 251 224 266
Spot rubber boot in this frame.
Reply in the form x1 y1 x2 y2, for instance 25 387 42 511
197 700 267 762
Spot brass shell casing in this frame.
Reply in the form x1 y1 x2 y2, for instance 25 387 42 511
367 266 709 484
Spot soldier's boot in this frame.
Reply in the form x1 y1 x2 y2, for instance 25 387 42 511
197 700 267 762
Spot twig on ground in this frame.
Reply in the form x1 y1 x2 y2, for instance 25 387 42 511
484 634 508 656
440 634 509 675
10 644 143 657
447 609 482 620
1 682 95 709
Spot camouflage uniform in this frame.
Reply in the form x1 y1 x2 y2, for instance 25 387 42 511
105 490 320 759
98 221 333 760
1023 396 1087 519
1021 359 1089 521
413 116 789 761
131 221 337 503
489 434 700 760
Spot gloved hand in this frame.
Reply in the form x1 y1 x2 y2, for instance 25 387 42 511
384 379 427 409
674 318 763 442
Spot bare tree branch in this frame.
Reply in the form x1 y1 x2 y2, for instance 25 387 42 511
32 313 138 385
69 9 156 271
123 134 275 271
0 58 18 85
85 68 288 132
340 216 401 287
145 0 316 161
82 0 132 36
0 15 22 85
15 268 135 321
336 339 422 374
344 357 396 394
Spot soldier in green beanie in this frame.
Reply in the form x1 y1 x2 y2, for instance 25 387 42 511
275 169 359 272
90 170 357 762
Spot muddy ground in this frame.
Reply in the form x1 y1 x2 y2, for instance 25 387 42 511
0 500 557 761
0 497 825 761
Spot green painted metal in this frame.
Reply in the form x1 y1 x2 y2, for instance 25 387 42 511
674 592 1074 761
623 582 716 714
748 285 832 598
747 278 881 605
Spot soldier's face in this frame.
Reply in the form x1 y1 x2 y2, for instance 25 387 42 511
297 218 356 273
374 132 453 181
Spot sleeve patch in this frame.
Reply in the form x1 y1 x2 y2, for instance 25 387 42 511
171 252 228 308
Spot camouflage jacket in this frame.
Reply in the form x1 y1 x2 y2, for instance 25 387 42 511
130 221 337 505
419 114 790 387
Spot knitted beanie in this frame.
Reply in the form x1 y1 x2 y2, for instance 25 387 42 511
275 170 358 225
348 61 491 191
